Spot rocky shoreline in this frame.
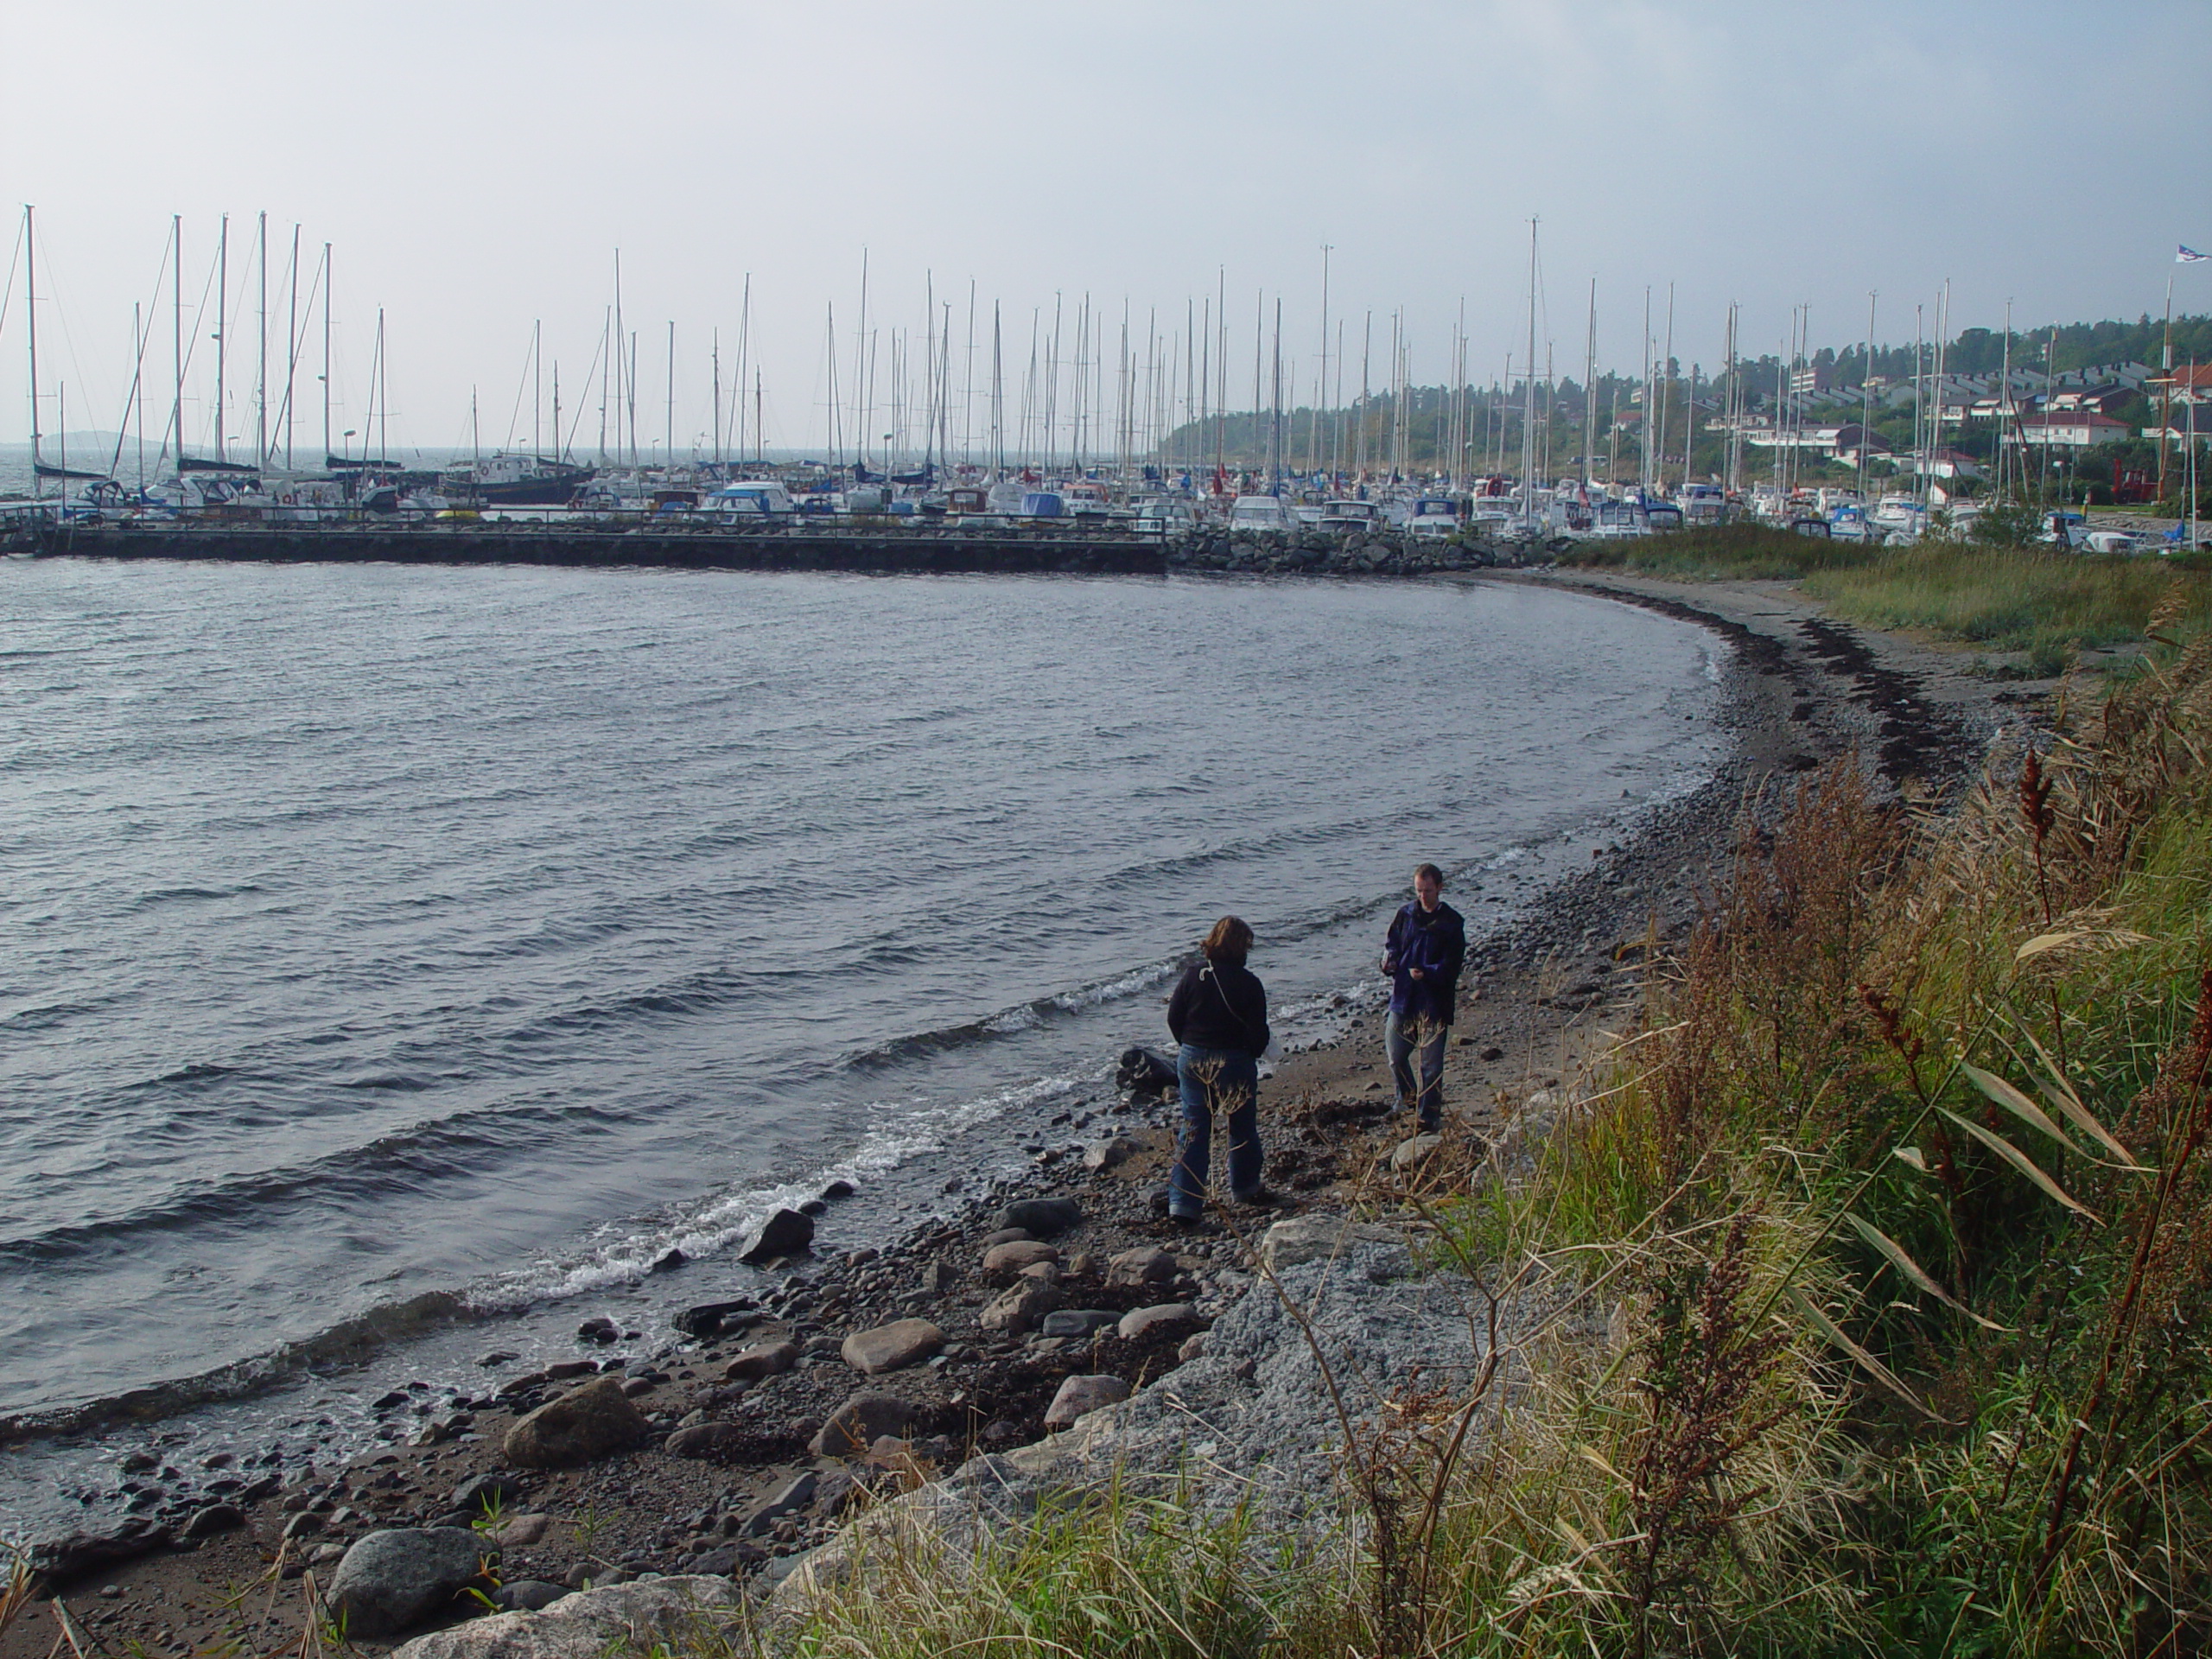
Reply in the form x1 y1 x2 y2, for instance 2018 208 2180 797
0 569 2034 1659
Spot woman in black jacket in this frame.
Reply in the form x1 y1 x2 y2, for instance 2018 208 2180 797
1164 915 1270 1225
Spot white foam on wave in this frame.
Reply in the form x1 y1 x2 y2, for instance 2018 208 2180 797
1052 958 1177 1012
461 1065 1098 1313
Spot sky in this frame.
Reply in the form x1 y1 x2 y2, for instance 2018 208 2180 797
3 0 2209 459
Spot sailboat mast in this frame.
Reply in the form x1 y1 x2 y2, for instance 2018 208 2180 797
665 320 674 461
855 250 868 471
256 212 267 467
175 215 186 470
1316 245 1330 485
214 215 228 462
321 241 332 464
135 302 145 488
1522 219 1537 515
285 225 300 471
712 327 721 465
1583 279 1597 493
1860 291 1878 502
737 273 751 465
24 206 40 498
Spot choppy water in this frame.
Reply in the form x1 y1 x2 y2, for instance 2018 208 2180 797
0 556 1722 1540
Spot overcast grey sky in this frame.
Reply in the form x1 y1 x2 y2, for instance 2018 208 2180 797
4 0 2209 455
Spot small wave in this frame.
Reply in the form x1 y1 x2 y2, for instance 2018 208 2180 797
1092 829 1294 894
0 1289 477 1445
465 1067 1094 1313
128 884 265 910
0 998 118 1034
1050 958 1178 1012
126 1061 242 1092
0 1098 599 1264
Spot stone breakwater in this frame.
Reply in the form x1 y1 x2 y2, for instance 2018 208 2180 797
21 517 1533 582
1166 526 1531 577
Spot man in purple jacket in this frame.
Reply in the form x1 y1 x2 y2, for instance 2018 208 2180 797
1382 863 1465 1132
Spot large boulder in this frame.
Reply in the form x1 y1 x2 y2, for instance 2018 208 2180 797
810 1391 920 1459
329 1528 493 1637
740 1471 818 1537
981 1240 1059 1282
1082 1136 1141 1172
995 1197 1083 1238
840 1319 944 1375
1118 1303 1200 1343
1105 1246 1178 1289
979 1277 1062 1335
503 1376 646 1469
1389 1134 1446 1171
738 1208 815 1264
1038 1309 1121 1339
664 1422 747 1460
722 1339 798 1382
1256 1212 1406 1272
672 1300 759 1338
1116 1047 1179 1097
389 1575 742 1659
1042 1375 1129 1429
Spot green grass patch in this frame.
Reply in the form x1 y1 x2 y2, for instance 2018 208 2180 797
1561 524 2212 674
1804 545 2212 673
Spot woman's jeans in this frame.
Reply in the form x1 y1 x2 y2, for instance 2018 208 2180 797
1169 1044 1261 1217
1386 1008 1448 1130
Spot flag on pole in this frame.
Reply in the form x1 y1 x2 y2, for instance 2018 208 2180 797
2181 245 2211 264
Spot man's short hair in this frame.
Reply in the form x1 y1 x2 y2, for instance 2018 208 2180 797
1414 862 1445 887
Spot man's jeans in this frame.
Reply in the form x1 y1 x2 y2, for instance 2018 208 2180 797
1168 1044 1261 1217
1385 1008 1447 1130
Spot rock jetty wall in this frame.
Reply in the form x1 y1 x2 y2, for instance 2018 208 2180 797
26 521 1533 581
27 524 1167 577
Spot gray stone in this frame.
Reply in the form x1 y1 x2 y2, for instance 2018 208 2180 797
979 1277 1062 1335
503 1376 647 1469
329 1528 492 1638
741 1471 818 1537
1042 1375 1129 1430
1178 1333 1208 1363
1389 1134 1446 1171
981 1240 1059 1281
1037 1309 1120 1339
491 1581 569 1612
664 1422 747 1460
493 1515 550 1548
979 1227 1031 1248
995 1197 1083 1238
722 1339 798 1382
840 1319 944 1375
389 1575 742 1659
1081 1136 1141 1172
1118 1303 1199 1342
1255 1212 1407 1272
181 1504 245 1541
810 1392 919 1459
450 1473 524 1516
1105 1246 1178 1288
738 1208 815 1265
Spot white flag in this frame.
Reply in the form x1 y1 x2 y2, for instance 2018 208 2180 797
2181 245 2211 264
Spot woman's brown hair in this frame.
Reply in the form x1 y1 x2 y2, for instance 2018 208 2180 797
1201 915 1254 968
